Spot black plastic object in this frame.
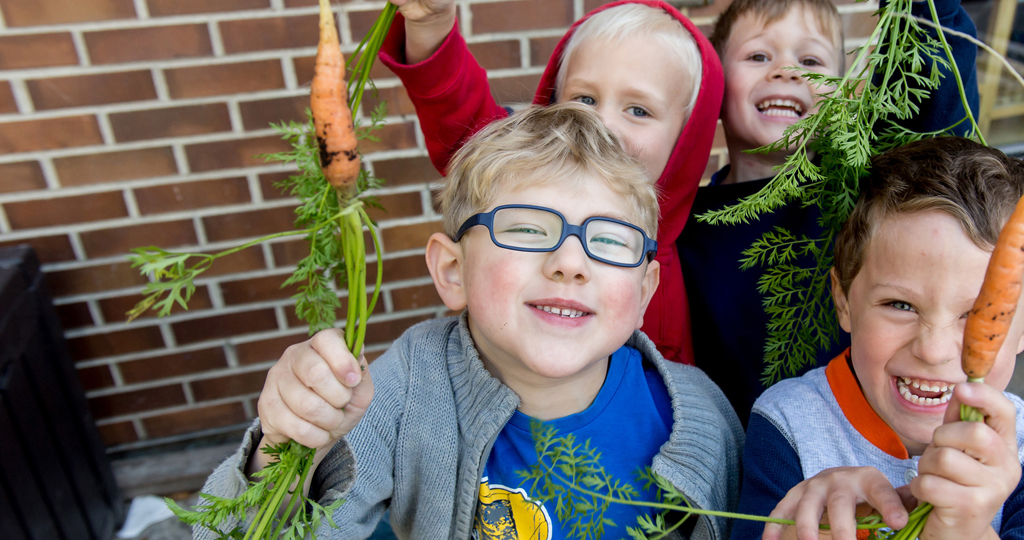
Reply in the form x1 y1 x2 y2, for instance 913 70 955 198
0 245 123 540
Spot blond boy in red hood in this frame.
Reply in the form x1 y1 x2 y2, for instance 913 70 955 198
379 0 723 365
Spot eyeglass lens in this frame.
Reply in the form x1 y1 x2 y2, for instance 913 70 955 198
491 207 645 265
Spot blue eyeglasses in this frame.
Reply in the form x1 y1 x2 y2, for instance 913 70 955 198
454 204 658 268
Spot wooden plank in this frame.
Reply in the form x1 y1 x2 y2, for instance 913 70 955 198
979 0 1019 133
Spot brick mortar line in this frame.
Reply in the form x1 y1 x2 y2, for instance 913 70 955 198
9 79 34 114
131 419 148 441
69 302 441 366
96 112 116 145
68 231 87 260
106 421 257 455
109 361 125 387
274 305 290 331
464 28 569 42
75 339 252 369
39 157 60 189
224 342 240 369
151 68 171 102
1 196 299 239
0 6 5 29
206 281 225 310
172 143 191 175
49 255 432 310
123 188 141 218
134 0 151 18
87 299 107 326
0 7 327 36
0 148 428 205
93 387 264 420
4 198 433 260
160 322 178 348
104 420 254 454
0 48 325 82
0 108 421 160
182 381 196 406
208 20 226 57
70 30 92 67
0 206 9 233
60 272 437 338
227 99 245 133
281 55 299 90
247 173 264 202
0 76 409 124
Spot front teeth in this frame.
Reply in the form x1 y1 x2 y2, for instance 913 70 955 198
756 99 805 116
898 377 954 406
538 305 584 318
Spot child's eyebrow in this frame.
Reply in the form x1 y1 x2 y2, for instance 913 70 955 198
871 282 917 298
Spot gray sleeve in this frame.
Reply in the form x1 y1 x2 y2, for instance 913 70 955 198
190 419 358 539
192 338 412 540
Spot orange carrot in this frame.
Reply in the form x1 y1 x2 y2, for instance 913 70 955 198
962 195 1024 379
312 0 360 195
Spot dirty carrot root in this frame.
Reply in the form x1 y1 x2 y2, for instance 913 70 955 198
962 194 1024 379
312 0 360 196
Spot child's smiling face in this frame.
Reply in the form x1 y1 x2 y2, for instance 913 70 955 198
559 35 690 182
456 180 659 387
833 210 1024 456
720 5 840 153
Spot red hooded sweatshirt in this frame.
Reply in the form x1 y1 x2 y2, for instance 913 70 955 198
379 1 724 364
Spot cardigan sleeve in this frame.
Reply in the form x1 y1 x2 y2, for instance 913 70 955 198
730 412 804 540
378 14 509 175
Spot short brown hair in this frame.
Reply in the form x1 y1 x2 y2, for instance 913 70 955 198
438 103 658 240
833 137 1024 295
711 0 844 71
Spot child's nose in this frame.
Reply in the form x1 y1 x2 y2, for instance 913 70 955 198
543 235 591 284
768 59 801 81
912 322 961 366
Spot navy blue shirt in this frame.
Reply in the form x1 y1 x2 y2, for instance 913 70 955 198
678 0 979 426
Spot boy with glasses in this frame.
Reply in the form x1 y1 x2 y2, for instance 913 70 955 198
196 103 743 540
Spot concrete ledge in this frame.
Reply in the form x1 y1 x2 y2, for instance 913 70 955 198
112 443 238 499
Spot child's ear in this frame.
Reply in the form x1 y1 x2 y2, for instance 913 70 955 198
634 260 661 330
425 232 468 311
831 268 853 333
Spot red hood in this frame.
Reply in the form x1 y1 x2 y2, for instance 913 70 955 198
532 0 724 245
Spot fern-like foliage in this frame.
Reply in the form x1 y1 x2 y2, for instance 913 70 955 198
698 0 980 384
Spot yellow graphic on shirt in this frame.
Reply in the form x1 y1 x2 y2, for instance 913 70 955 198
473 477 552 540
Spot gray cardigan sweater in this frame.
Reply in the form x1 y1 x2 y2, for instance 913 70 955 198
195 315 744 540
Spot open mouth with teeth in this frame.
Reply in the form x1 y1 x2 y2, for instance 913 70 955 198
897 376 955 406
532 305 589 319
756 98 805 118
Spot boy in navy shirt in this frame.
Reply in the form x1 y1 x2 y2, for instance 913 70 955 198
197 103 743 540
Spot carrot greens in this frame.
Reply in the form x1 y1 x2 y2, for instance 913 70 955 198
127 3 399 538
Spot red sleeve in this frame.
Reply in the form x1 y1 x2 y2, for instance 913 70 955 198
378 14 509 175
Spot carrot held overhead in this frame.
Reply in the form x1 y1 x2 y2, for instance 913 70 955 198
962 195 1024 380
313 0 360 197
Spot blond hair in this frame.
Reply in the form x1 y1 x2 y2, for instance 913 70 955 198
439 102 659 240
554 3 702 120
834 137 1024 295
711 0 845 73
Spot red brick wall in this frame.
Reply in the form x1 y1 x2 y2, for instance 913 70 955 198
0 0 877 453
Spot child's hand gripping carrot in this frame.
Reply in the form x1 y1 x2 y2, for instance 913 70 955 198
911 382 1021 540
250 329 374 477
387 0 456 63
764 467 911 540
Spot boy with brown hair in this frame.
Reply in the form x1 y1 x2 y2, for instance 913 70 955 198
678 0 980 424
195 103 743 540
733 137 1024 540
379 0 722 365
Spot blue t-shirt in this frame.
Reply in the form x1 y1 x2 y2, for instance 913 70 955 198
472 345 674 540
